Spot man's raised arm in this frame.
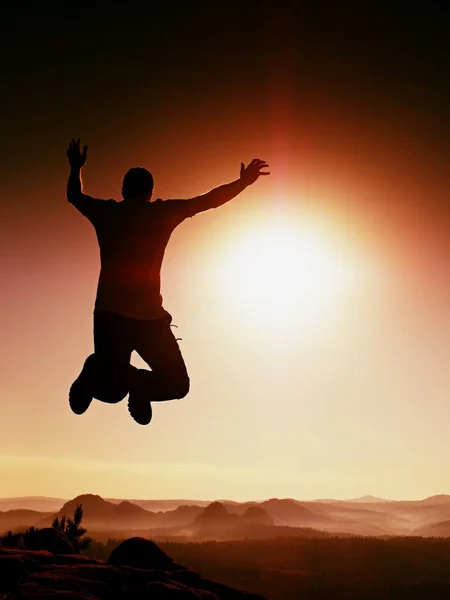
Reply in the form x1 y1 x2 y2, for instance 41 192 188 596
176 159 270 217
66 138 88 204
66 138 104 220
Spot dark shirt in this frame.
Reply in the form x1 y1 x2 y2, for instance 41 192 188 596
71 196 197 319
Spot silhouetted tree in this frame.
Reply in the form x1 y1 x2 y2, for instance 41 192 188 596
52 504 92 552
22 525 38 548
0 530 23 548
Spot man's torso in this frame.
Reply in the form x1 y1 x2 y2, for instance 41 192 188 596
89 199 184 320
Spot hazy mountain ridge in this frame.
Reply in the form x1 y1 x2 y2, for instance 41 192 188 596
106 498 213 512
0 497 67 512
414 519 450 536
0 509 54 530
3 494 450 538
348 495 392 503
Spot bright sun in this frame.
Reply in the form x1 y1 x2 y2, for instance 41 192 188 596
218 217 352 326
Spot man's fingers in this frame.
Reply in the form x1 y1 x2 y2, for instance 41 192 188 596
67 138 87 164
68 138 85 156
249 158 267 168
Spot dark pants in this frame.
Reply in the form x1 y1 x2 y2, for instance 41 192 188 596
86 310 190 403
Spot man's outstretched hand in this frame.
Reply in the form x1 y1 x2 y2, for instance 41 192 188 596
67 138 88 169
240 159 270 186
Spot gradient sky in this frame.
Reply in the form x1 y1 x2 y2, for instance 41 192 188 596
1 4 450 501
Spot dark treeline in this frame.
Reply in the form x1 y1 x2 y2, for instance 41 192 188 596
84 535 450 599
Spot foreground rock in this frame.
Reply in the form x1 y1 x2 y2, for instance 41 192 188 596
108 537 184 570
0 538 265 599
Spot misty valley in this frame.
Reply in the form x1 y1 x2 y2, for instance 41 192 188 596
3 494 450 598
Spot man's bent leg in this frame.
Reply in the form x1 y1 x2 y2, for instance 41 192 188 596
127 315 189 425
69 312 135 414
133 315 190 401
93 311 134 403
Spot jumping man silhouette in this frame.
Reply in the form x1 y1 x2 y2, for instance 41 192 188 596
67 139 269 425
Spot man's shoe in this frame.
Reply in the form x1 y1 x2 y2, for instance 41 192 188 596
128 370 153 425
69 355 95 415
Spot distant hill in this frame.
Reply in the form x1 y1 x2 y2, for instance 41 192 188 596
221 501 259 515
195 502 235 522
420 495 450 506
111 501 155 526
243 506 273 526
0 497 66 512
259 498 326 526
187 502 336 541
57 494 116 520
107 499 212 512
35 495 156 530
348 495 391 503
0 509 53 534
113 501 154 518
415 519 450 536
156 505 204 526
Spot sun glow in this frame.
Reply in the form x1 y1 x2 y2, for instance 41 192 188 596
218 216 354 326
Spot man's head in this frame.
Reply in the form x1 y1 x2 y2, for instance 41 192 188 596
122 167 154 201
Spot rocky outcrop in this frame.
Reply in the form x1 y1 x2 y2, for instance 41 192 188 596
108 537 182 570
0 543 266 599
